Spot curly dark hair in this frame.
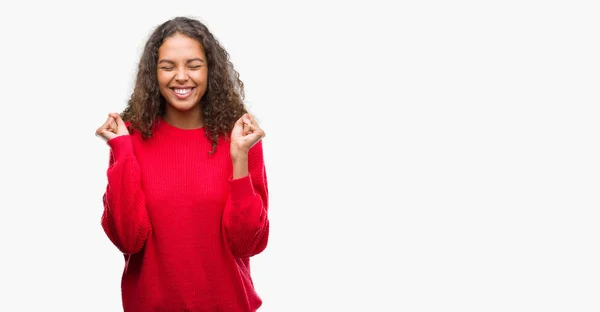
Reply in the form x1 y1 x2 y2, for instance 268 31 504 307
121 16 247 154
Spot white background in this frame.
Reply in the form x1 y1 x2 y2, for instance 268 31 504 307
0 0 598 311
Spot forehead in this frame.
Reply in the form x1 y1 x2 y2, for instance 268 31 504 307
158 33 205 59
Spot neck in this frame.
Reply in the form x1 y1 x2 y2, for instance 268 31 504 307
163 104 204 129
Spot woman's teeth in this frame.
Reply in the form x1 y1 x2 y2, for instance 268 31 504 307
174 88 192 95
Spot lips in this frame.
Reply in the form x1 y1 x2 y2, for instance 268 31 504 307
170 87 195 100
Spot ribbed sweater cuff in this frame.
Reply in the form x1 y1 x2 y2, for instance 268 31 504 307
229 175 256 201
107 135 134 160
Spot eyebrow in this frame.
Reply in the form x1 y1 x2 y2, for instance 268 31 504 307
158 58 205 65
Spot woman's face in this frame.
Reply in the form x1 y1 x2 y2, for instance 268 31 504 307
157 33 208 112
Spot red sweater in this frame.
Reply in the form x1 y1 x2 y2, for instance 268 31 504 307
100 118 269 311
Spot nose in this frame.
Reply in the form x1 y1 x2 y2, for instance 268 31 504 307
175 68 188 83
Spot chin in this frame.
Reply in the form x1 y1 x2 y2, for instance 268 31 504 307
168 99 201 111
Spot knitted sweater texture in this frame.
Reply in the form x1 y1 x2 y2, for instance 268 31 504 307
101 118 269 311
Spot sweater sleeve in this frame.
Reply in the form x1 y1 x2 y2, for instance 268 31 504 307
223 140 270 258
100 135 151 254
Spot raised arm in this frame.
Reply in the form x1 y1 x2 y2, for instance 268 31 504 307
97 113 151 254
224 113 269 258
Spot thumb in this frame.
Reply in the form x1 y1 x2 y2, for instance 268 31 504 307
231 114 246 137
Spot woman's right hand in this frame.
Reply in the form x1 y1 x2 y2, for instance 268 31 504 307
96 113 130 142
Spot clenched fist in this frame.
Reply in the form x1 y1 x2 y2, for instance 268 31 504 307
96 113 129 142
230 113 265 159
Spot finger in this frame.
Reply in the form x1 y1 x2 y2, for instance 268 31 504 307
110 113 127 130
244 121 261 133
108 113 128 135
246 113 265 137
233 115 244 131
231 115 245 137
98 116 115 133
96 128 117 141
234 114 246 127
243 122 252 136
108 117 118 133
247 113 259 126
249 124 265 139
234 113 250 134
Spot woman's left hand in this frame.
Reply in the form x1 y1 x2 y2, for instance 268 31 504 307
230 113 265 159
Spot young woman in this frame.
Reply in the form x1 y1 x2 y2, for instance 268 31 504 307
95 16 269 312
